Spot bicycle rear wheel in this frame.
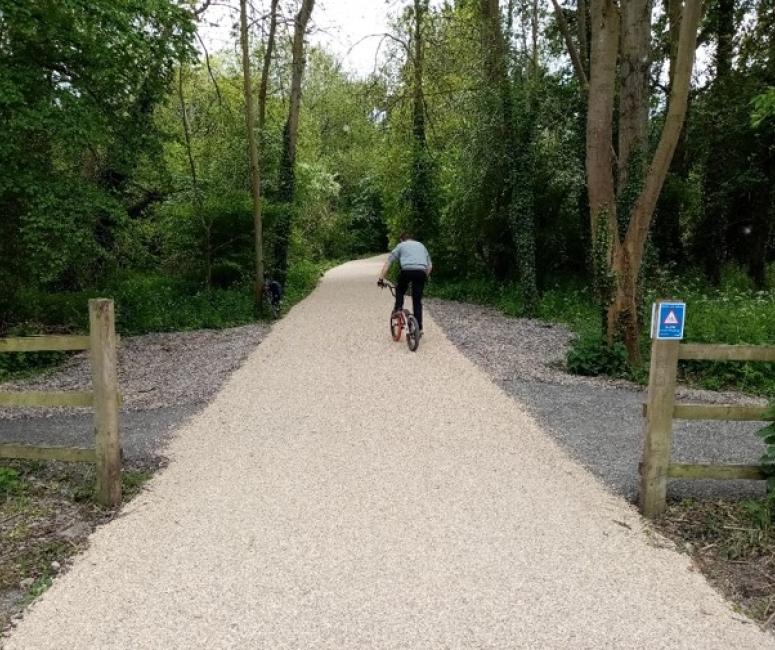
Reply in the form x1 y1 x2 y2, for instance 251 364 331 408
406 314 420 352
390 312 402 341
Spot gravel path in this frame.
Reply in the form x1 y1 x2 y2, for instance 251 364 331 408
427 299 768 502
0 325 267 459
5 259 773 649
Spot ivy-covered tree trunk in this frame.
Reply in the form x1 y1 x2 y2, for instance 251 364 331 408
586 0 619 326
239 0 265 306
480 0 538 313
587 0 702 362
404 0 438 246
699 0 736 285
750 0 775 289
275 0 315 284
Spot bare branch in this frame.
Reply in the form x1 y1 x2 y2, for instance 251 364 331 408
195 30 231 116
194 0 214 17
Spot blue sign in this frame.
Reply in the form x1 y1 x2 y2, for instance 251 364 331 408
652 302 686 340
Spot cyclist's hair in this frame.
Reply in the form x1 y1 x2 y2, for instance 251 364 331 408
399 232 412 241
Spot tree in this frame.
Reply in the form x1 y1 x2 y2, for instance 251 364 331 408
240 0 277 309
583 0 703 361
479 0 538 311
0 0 193 327
275 0 315 283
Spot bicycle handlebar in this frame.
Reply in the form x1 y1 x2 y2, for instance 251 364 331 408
378 279 396 296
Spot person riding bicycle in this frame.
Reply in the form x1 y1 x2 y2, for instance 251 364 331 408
377 232 432 335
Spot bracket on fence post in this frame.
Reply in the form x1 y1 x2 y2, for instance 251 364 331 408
89 299 122 507
639 335 680 518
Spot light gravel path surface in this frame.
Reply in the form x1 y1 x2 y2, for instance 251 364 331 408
427 299 768 502
5 258 773 649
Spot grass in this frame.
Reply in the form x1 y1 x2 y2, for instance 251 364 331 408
427 264 775 396
657 496 775 626
0 459 158 630
0 257 335 383
12 258 335 337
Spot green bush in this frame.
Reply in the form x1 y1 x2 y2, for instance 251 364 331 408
0 467 24 496
283 258 332 309
429 267 774 394
566 334 630 378
0 323 67 381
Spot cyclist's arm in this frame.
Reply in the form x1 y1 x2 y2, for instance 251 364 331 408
378 260 390 281
378 245 401 280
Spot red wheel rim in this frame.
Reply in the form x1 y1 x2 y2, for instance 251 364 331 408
390 314 402 341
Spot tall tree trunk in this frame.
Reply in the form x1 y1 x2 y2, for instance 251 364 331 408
587 0 701 361
611 0 703 360
177 66 211 288
531 0 539 74
406 0 438 244
699 0 735 285
578 0 590 75
275 0 315 283
586 0 619 280
258 0 279 132
652 0 686 266
751 0 775 288
665 0 682 100
617 0 651 197
239 0 264 305
481 0 538 311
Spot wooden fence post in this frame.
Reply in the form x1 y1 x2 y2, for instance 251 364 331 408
89 299 122 507
639 336 680 518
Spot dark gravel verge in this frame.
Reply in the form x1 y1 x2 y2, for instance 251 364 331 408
0 324 268 457
427 298 768 503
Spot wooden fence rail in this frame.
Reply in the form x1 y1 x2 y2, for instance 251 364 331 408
0 299 122 506
639 322 774 518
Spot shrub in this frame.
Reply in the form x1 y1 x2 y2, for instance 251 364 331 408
0 467 24 496
567 333 630 378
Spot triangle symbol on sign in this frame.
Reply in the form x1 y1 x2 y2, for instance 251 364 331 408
664 311 679 325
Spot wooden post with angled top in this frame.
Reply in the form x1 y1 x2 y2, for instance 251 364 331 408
89 299 122 507
639 333 680 518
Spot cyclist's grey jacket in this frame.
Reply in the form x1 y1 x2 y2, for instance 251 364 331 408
387 240 431 271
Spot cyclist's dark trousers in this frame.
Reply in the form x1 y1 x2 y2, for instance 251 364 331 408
395 269 427 330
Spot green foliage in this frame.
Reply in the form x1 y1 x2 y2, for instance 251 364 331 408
566 334 630 378
758 404 775 490
0 0 195 324
646 266 775 395
19 274 255 335
432 265 774 394
752 87 775 127
282 259 332 309
0 468 24 497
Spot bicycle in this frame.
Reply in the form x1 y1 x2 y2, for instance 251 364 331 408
378 279 420 352
263 280 282 319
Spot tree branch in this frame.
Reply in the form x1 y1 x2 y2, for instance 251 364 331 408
550 0 589 91
626 0 703 267
258 0 279 130
195 30 230 116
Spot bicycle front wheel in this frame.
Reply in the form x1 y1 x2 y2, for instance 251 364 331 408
406 314 420 352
